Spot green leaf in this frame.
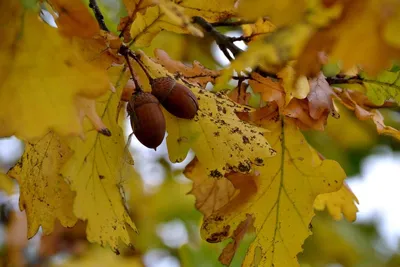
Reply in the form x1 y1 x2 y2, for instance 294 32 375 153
361 70 400 105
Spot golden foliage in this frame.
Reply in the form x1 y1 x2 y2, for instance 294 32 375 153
7 133 77 237
0 2 109 140
61 67 137 252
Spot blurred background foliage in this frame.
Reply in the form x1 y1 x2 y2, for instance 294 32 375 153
0 0 400 266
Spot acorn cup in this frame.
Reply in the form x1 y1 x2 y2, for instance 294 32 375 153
127 91 166 150
150 77 199 119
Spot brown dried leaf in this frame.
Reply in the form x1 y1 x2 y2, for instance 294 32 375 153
249 72 285 108
283 99 328 131
335 89 400 140
219 214 254 266
154 48 221 88
184 158 237 217
228 82 251 106
308 72 339 119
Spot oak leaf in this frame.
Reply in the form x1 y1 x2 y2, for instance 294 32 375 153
314 183 359 222
0 2 109 140
248 72 285 108
360 70 400 106
335 89 400 141
154 49 221 88
200 115 345 266
134 50 276 178
184 158 237 217
7 132 78 238
242 18 276 43
298 0 400 76
61 67 137 252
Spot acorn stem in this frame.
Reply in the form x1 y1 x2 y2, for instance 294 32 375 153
123 53 143 93
127 51 154 83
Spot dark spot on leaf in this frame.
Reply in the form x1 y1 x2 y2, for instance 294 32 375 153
255 157 264 165
213 132 220 137
64 59 73 67
210 169 223 178
238 162 250 172
308 223 313 230
242 136 250 144
269 148 277 155
206 225 230 243
99 175 105 179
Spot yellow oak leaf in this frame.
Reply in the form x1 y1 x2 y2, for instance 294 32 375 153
299 0 400 76
314 183 359 222
7 132 77 238
0 2 109 140
129 0 236 46
200 116 345 267
134 50 276 178
238 0 306 26
0 173 15 195
278 63 310 104
242 18 276 43
61 66 137 252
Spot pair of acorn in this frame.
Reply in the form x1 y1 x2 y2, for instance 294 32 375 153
127 76 199 150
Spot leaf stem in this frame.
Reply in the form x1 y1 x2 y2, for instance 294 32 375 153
89 0 109 32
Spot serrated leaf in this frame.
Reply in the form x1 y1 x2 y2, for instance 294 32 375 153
7 132 77 238
200 116 345 267
335 89 400 141
154 48 220 88
314 183 359 222
61 66 137 252
0 2 109 140
184 158 238 217
361 70 400 106
134 50 276 178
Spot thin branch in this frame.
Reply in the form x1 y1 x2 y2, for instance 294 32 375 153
210 17 270 27
89 0 109 32
192 16 243 59
326 76 363 85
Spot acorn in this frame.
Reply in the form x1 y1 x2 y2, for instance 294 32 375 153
151 77 199 119
127 91 166 150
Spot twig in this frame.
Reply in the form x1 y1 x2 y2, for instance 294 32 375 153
210 17 269 27
326 76 363 85
89 0 109 32
192 16 243 59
